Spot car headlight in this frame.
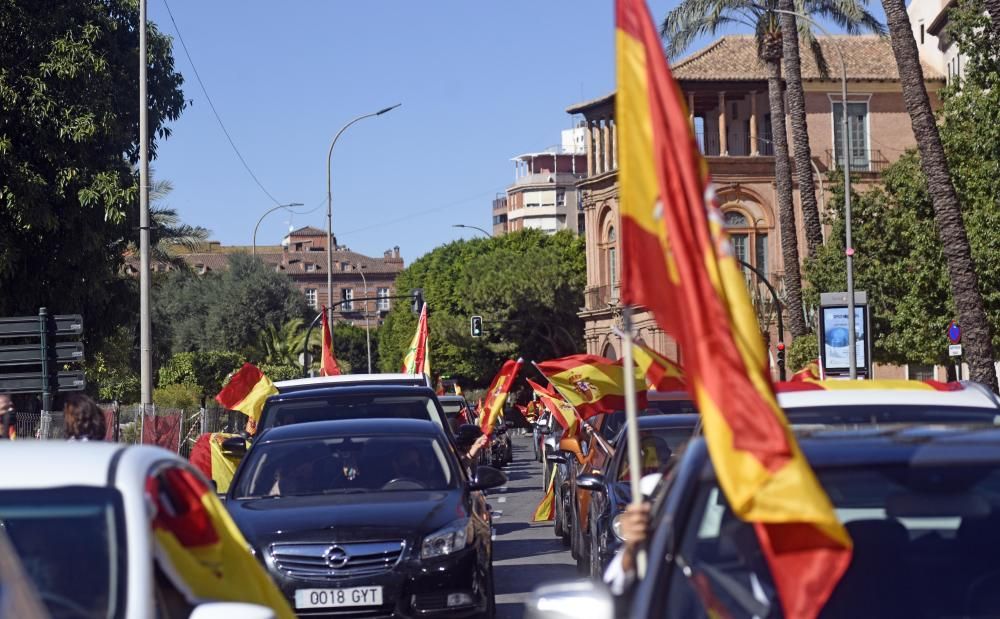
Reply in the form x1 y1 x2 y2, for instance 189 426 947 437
612 513 626 541
421 518 474 559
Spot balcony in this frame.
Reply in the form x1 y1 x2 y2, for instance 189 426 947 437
585 284 620 311
696 131 774 157
826 149 889 174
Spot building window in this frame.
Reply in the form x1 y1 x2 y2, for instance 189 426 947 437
305 288 318 309
341 288 353 312
832 101 869 171
377 288 390 311
305 263 316 272
908 363 935 381
724 209 767 279
920 23 925 44
761 114 774 155
556 189 566 207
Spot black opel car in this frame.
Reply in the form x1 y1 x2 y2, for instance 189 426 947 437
226 418 505 618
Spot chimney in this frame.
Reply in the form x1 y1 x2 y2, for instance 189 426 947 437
393 246 400 259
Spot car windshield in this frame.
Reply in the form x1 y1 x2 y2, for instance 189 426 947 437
617 427 695 481
784 405 1000 425
440 400 465 416
262 394 443 431
647 399 700 415
234 435 456 498
666 463 1000 618
0 486 125 619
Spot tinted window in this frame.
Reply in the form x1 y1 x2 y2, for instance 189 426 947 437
664 464 1000 618
617 427 694 481
648 399 699 415
784 405 1000 426
262 394 443 430
0 486 125 619
439 400 465 415
234 435 456 498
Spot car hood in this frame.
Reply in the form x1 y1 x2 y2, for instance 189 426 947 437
227 489 466 545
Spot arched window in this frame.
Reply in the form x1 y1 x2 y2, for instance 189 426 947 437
602 342 618 361
606 225 618 290
723 208 768 279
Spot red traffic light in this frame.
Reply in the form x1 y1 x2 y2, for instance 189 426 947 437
776 342 786 351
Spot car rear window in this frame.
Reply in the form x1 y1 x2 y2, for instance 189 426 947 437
262 394 443 431
784 405 1000 426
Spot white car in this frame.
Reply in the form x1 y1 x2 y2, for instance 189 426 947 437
274 372 431 393
0 442 283 619
777 379 1000 424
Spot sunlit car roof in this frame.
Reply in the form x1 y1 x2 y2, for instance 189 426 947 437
777 380 1000 410
274 372 431 393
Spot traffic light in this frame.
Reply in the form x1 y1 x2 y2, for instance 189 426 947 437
776 342 786 372
411 289 424 314
471 315 483 337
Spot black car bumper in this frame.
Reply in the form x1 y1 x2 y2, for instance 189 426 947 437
273 546 489 619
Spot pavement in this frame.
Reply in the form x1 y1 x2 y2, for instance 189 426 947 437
489 432 578 619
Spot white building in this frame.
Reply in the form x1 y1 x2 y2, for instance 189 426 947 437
908 0 968 84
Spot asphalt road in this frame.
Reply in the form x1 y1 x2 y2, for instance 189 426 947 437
489 433 578 619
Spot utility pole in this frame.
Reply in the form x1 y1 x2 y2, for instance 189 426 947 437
138 0 152 410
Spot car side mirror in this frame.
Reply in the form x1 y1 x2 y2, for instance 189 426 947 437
221 436 247 458
575 473 605 493
468 465 507 491
524 580 614 619
190 602 276 619
539 425 552 435
546 453 568 464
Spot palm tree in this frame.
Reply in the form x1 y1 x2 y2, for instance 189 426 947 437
661 0 881 337
148 179 210 269
880 0 998 390
255 318 320 366
778 0 884 258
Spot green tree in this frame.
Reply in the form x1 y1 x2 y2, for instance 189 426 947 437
378 230 585 385
146 178 210 270
0 0 185 344
253 318 315 366
332 322 379 375
877 0 997 388
157 350 244 406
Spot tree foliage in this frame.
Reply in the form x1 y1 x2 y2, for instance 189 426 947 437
157 351 244 402
378 230 586 385
0 0 185 344
153 254 309 356
805 0 1000 367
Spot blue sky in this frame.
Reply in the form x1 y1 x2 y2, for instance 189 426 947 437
146 0 870 262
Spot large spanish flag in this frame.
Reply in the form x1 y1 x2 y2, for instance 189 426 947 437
214 363 278 435
615 1 851 617
535 354 646 419
402 303 431 376
481 359 523 433
189 432 244 494
320 307 341 376
633 341 686 392
147 467 295 617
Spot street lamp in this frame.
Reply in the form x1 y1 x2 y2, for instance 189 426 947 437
775 9 856 378
253 202 304 256
326 104 401 311
452 223 493 238
355 263 372 373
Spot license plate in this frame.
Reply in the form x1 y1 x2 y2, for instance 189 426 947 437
294 586 383 609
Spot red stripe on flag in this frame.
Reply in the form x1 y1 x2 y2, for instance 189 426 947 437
215 363 264 410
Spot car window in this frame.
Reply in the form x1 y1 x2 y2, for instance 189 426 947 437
0 486 126 619
617 428 694 481
664 464 1000 618
263 394 443 431
234 435 456 498
784 405 1000 425
439 400 465 415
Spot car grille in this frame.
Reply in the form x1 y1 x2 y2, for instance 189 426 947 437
269 541 405 581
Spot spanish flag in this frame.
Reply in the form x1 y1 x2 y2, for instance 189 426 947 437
189 433 244 494
148 467 295 618
320 307 341 376
616 1 851 617
532 466 558 522
402 303 431 376
481 359 523 433
633 341 686 392
214 363 278 435
535 354 646 419
527 378 579 436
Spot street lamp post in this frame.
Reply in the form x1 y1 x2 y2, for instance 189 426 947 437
452 223 493 238
253 202 304 256
138 0 152 412
774 9 856 378
355 263 372 373
326 104 401 312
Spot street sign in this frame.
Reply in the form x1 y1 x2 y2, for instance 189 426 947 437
0 314 83 338
947 321 961 344
949 344 963 357
0 342 84 366
0 371 86 394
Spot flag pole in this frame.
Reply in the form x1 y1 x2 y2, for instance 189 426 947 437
621 307 646 576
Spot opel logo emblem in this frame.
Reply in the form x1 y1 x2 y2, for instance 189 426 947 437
324 545 350 569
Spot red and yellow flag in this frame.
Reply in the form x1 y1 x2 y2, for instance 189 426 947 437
189 432 244 494
214 363 278 435
633 341 686 392
320 308 341 376
481 359 523 433
535 354 646 420
615 1 851 617
527 378 579 436
402 304 431 376
147 467 294 617
532 466 558 522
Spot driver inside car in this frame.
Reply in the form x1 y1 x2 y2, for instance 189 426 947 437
269 444 338 496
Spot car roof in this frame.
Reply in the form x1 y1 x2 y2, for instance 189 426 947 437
636 413 700 429
777 381 1000 410
267 384 438 402
647 390 691 402
255 418 444 443
274 373 431 393
0 442 182 489
690 424 1000 480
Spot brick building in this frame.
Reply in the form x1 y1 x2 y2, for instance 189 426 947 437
568 35 945 378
